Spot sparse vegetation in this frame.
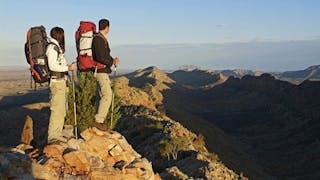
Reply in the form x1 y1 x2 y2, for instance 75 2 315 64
120 105 160 117
146 121 164 130
207 152 220 162
193 134 207 152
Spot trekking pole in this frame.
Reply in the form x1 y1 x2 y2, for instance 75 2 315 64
30 74 32 89
72 70 78 139
110 65 117 129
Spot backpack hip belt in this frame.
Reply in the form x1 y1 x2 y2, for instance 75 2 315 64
50 71 68 79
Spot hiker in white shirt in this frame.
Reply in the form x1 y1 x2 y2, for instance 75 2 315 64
46 27 76 144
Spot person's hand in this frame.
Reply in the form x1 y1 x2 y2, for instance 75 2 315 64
113 57 120 67
68 62 76 71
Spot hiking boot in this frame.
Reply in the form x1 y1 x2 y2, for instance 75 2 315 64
36 154 48 165
92 122 108 131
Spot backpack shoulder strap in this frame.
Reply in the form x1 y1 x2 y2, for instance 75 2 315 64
47 42 62 63
48 42 61 55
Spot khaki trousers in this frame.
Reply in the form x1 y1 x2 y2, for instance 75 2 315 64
48 79 67 142
95 73 112 123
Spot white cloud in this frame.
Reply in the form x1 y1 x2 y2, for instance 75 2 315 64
215 24 226 28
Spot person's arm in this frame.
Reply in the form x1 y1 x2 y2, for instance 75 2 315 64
46 44 68 72
92 36 114 67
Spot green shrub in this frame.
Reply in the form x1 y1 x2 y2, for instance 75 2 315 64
66 71 97 131
66 71 121 131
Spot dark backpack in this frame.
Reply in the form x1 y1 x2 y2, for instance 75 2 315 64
24 26 50 85
75 21 105 71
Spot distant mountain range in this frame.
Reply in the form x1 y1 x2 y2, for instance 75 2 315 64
177 64 320 84
280 64 320 79
2 64 319 83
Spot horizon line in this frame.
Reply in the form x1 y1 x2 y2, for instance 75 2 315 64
0 64 318 73
111 38 320 47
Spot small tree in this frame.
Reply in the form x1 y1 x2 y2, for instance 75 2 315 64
159 136 189 160
160 140 173 160
66 71 97 131
66 71 121 131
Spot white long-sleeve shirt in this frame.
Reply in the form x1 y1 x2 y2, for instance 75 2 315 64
46 38 68 72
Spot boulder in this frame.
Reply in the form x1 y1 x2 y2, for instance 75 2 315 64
20 115 33 145
43 144 66 162
126 158 155 180
67 138 85 150
90 170 126 180
43 158 64 171
160 166 189 180
32 162 59 179
62 124 75 139
63 151 91 175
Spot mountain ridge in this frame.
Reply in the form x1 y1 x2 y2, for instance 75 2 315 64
280 64 320 79
176 64 320 83
114 67 250 179
119 66 320 179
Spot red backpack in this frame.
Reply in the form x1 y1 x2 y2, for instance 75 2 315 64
75 21 105 71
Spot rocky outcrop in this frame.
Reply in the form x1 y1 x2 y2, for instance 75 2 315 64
116 107 246 179
0 126 158 179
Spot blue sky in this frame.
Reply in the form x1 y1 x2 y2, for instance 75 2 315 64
0 0 319 71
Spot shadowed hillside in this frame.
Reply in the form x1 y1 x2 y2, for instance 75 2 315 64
116 67 268 179
117 66 320 179
163 68 320 180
